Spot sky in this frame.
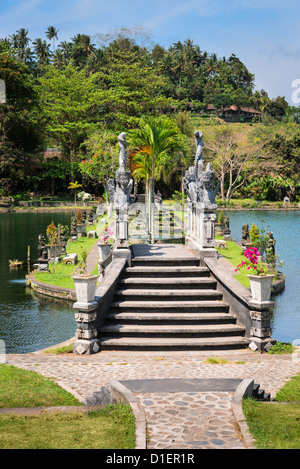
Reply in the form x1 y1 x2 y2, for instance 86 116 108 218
1 0 300 104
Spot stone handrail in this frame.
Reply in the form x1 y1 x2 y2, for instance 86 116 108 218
204 256 275 353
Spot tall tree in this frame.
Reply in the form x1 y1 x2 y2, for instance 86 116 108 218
38 64 102 179
33 38 51 72
128 116 186 241
205 125 258 201
46 26 59 53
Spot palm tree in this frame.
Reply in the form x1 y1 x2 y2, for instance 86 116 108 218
33 38 51 70
68 181 83 207
58 41 72 61
16 28 30 48
46 26 59 53
128 116 186 242
71 34 96 66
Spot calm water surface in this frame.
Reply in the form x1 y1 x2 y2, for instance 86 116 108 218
223 210 300 344
0 211 76 354
0 209 299 354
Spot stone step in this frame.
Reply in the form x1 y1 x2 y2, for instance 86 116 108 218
115 289 223 301
99 336 249 351
105 311 237 325
132 257 199 267
99 323 246 338
253 383 271 401
119 277 217 289
110 300 229 313
123 266 210 278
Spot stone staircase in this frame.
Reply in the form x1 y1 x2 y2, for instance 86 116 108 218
98 251 249 351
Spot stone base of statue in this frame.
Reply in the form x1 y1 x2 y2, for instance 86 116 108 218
38 257 49 272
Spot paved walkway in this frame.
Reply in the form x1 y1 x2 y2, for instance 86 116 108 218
5 243 299 449
6 349 300 449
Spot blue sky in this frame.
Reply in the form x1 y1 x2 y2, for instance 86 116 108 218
1 0 299 104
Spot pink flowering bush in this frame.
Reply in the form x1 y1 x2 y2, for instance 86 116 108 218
102 227 113 244
235 246 267 276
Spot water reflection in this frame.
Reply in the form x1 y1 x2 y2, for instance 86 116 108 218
223 210 300 343
0 211 76 354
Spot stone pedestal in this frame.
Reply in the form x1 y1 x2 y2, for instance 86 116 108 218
73 302 100 355
38 257 49 272
248 304 276 352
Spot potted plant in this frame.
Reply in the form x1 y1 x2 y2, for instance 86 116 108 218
215 211 226 235
235 246 274 303
76 209 87 237
97 227 113 261
72 248 99 305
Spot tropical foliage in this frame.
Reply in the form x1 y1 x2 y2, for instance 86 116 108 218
0 27 299 202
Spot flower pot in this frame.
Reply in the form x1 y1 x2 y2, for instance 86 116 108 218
72 274 99 304
97 243 112 262
215 223 225 235
247 274 274 303
76 223 87 237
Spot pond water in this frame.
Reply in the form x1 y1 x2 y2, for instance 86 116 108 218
0 211 77 354
223 210 300 344
0 209 299 354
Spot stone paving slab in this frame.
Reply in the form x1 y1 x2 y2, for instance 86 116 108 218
141 391 246 449
119 378 243 393
5 350 300 449
132 244 197 259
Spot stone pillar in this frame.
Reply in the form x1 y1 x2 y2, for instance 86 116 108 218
73 302 100 355
199 211 217 248
249 307 276 353
115 208 129 248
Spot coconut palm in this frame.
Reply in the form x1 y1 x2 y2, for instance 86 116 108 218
128 116 186 242
46 26 59 53
33 38 51 69
71 34 96 66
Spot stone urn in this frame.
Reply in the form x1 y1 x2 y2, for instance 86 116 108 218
76 223 87 237
97 243 112 262
72 274 99 306
215 222 225 236
247 274 274 303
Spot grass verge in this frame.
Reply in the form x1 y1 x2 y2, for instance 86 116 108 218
0 364 82 408
0 404 136 449
0 364 136 449
243 374 300 449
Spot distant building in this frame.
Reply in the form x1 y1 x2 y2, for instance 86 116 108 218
43 148 63 160
206 104 262 122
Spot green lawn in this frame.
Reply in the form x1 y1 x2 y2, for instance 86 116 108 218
0 364 136 449
34 233 99 289
0 364 82 408
243 374 300 449
215 237 257 288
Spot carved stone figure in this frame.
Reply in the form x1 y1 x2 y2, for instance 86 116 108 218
183 166 197 204
183 131 219 209
197 163 220 210
266 232 276 253
223 216 231 240
242 224 250 243
194 130 204 176
38 234 46 258
107 178 116 204
114 169 133 210
118 132 128 172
